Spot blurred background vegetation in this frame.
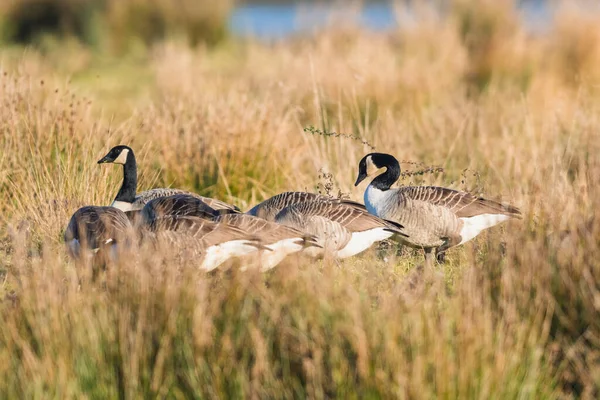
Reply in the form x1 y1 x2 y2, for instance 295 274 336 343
0 0 233 51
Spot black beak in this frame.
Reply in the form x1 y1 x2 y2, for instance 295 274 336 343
354 173 367 187
97 155 111 164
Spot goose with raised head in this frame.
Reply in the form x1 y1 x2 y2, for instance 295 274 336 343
97 145 239 212
215 213 321 270
354 153 522 265
64 206 133 261
143 212 266 272
274 199 407 259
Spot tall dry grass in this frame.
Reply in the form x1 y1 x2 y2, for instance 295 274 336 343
0 1 599 397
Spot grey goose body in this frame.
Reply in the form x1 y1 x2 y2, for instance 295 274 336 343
355 153 522 263
274 199 407 259
98 145 238 213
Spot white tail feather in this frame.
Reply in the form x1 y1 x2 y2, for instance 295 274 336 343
335 227 394 258
257 238 305 271
459 214 511 245
200 240 260 271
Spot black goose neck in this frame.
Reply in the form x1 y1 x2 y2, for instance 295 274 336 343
371 156 400 191
115 152 137 203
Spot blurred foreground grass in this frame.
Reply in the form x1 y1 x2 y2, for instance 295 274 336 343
0 0 599 398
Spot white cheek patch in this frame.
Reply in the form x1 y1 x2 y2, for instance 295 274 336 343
365 156 377 175
365 156 384 177
113 149 129 165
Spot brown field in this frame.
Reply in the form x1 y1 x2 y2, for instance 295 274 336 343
0 0 598 398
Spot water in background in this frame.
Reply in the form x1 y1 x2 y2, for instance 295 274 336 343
228 1 552 40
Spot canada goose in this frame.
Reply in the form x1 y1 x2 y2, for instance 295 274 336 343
215 213 321 270
64 206 133 261
274 199 407 259
97 145 238 212
354 153 522 265
142 209 265 272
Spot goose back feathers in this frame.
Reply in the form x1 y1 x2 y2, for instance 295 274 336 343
246 191 331 221
131 188 237 213
140 193 232 226
275 200 406 258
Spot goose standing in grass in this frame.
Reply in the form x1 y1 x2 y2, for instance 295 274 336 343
354 153 522 265
215 213 321 271
64 206 133 262
97 145 238 212
274 199 407 259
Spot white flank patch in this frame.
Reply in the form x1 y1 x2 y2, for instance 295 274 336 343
258 238 304 271
335 227 393 258
110 200 134 212
458 214 511 245
200 240 260 271
113 148 129 165
364 185 396 217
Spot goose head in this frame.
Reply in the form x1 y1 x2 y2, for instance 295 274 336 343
354 153 400 187
98 145 133 165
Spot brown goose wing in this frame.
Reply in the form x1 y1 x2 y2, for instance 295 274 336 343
216 214 268 233
216 213 318 244
199 196 240 212
136 188 239 211
275 204 352 251
246 191 331 221
288 200 406 236
148 215 264 250
141 194 219 224
339 199 368 211
400 186 522 218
